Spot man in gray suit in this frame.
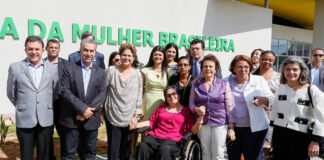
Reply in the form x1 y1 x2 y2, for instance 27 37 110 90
7 36 57 160
307 48 324 92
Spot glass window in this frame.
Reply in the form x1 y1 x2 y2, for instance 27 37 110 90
288 40 295 56
296 42 303 56
278 40 288 56
271 39 312 72
271 39 279 55
303 43 311 57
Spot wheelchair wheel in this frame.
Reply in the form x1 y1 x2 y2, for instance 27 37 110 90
182 140 201 160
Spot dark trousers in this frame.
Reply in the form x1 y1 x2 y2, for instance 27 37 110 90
60 126 98 160
228 127 267 160
106 120 131 160
16 124 53 160
137 135 181 160
272 125 310 160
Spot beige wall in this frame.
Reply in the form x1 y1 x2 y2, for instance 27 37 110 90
0 0 273 114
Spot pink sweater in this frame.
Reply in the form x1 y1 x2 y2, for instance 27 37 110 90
147 104 194 142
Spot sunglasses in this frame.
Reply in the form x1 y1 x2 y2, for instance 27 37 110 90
313 54 324 57
114 58 120 62
177 64 189 67
166 92 177 98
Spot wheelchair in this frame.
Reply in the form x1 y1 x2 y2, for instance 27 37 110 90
137 126 202 160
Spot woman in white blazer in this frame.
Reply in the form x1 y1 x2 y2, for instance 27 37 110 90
226 55 274 160
270 57 324 160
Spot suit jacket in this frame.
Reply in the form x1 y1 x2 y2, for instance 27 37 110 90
53 57 70 124
7 58 58 128
60 61 107 130
68 51 106 69
307 63 324 92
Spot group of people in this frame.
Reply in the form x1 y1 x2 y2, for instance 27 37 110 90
6 30 324 160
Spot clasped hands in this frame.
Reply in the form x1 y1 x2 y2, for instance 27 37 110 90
76 107 95 121
193 106 206 117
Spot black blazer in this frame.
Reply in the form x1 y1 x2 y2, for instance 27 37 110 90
60 61 107 130
53 57 70 124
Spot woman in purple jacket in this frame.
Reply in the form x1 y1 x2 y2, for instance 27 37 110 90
189 54 235 160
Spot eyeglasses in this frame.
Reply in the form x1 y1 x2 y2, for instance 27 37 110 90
313 54 324 57
166 92 177 98
113 58 120 62
177 64 189 67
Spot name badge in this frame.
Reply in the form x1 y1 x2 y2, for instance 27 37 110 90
278 95 287 101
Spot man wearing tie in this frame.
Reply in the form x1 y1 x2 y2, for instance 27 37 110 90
59 39 107 159
7 36 58 160
189 38 222 78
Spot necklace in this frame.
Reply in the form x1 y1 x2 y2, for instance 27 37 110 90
166 107 182 114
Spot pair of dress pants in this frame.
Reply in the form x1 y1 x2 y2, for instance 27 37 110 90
16 124 53 160
106 120 131 160
272 125 310 160
137 135 181 160
198 124 228 160
60 126 98 160
227 127 268 160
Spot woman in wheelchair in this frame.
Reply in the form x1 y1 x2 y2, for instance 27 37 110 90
136 85 205 160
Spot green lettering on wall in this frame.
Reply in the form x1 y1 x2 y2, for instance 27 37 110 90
221 38 229 52
143 30 154 47
48 21 64 41
28 19 46 38
208 37 215 51
92 25 106 44
188 35 196 44
72 23 90 42
107 26 117 45
179 34 188 49
132 29 142 46
118 28 131 44
159 32 168 46
0 17 19 39
202 36 208 50
215 38 221 51
168 33 178 46
228 39 235 52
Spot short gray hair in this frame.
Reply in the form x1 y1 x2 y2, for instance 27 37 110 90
80 39 97 51
280 56 309 85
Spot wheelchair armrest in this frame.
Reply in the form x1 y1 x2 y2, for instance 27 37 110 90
181 132 193 142
137 126 150 133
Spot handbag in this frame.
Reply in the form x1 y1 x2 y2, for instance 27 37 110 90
307 86 324 159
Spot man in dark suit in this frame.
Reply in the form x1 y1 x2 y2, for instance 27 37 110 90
60 39 107 160
44 39 70 159
307 48 324 92
189 38 222 78
68 31 106 69
7 36 58 160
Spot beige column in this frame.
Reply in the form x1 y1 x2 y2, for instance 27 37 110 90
313 0 324 49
